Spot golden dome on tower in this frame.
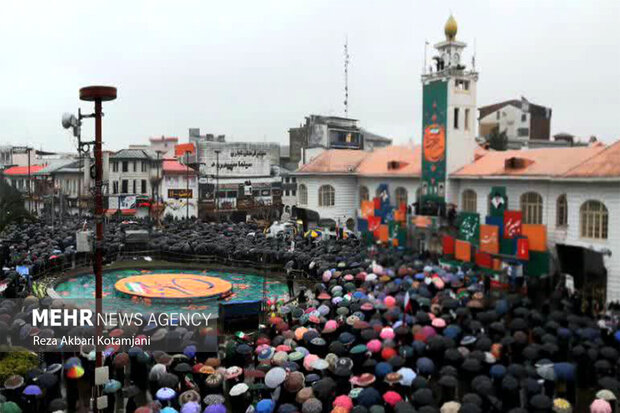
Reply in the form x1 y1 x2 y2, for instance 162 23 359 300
444 14 458 40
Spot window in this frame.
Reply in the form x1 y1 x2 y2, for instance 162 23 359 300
133 161 137 172
455 79 470 91
465 109 470 131
359 186 369 202
112 162 118 172
461 189 477 213
132 180 137 194
122 161 128 172
580 200 608 239
496 111 500 120
318 185 335 207
298 184 308 205
285 190 290 196
517 128 529 137
112 181 119 194
292 190 296 197
141 179 147 194
121 180 128 193
395 187 408 207
556 195 568 228
454 108 460 129
521 192 543 224
141 162 147 172
521 113 527 122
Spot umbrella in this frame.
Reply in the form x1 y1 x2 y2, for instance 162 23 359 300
590 399 612 413
265 367 286 388
156 387 177 401
103 379 121 394
181 402 201 413
4 375 24 390
596 389 617 401
304 230 322 239
0 402 21 413
66 365 85 379
22 385 42 397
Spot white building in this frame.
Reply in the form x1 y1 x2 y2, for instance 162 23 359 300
161 158 198 219
293 15 620 304
107 149 162 217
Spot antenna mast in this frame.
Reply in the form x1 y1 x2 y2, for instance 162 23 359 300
344 37 350 117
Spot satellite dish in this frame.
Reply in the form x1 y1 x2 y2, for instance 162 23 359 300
62 113 78 129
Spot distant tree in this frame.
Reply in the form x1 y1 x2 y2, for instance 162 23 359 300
0 180 32 232
487 127 508 151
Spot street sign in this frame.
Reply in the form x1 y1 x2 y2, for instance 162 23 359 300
11 146 29 154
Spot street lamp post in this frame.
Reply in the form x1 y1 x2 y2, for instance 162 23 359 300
79 86 117 410
214 150 220 219
185 150 190 220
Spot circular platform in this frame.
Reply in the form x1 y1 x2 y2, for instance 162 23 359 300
114 273 233 302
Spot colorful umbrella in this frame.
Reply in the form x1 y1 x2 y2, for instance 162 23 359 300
66 365 85 379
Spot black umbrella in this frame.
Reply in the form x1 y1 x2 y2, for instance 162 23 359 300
158 373 179 389
529 394 552 410
412 388 434 407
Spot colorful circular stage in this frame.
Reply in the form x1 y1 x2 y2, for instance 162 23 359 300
114 273 233 301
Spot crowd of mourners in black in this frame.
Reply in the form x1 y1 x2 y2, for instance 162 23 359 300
0 217 619 413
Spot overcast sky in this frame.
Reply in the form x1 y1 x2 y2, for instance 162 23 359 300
0 0 618 152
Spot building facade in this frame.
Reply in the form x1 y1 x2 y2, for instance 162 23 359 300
161 158 198 219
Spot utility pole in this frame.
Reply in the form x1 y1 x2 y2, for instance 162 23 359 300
79 85 116 413
214 149 220 220
185 150 190 219
27 148 31 214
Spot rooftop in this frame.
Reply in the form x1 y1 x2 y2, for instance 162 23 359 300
296 150 368 174
163 158 195 174
453 144 607 178
3 165 46 176
111 148 159 160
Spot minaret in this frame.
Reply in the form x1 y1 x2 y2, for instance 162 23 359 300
420 14 478 211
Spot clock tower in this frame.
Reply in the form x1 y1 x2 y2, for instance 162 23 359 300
420 14 478 212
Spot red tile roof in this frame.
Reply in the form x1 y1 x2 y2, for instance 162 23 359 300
452 145 607 178
296 150 368 174
163 159 195 174
563 140 620 178
3 165 45 176
356 145 421 177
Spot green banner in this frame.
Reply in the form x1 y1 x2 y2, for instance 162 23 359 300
421 80 448 205
458 212 480 245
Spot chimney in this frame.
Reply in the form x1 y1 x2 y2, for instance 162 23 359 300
189 128 200 138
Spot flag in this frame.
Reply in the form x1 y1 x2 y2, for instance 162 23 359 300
404 290 412 314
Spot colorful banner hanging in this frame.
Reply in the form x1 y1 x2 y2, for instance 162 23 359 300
503 210 522 239
475 251 493 268
442 235 455 255
479 224 500 254
455 239 471 262
521 224 547 252
368 216 382 232
361 200 374 218
489 186 508 217
516 238 530 260
420 80 448 205
458 212 480 245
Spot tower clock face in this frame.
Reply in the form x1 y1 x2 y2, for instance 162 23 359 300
452 53 460 66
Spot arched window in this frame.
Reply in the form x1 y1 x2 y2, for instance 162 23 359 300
395 187 408 207
556 194 568 227
580 200 608 239
298 184 307 205
318 185 335 207
461 189 477 213
521 192 543 224
359 186 369 202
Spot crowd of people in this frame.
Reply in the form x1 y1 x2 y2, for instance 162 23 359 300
0 218 620 412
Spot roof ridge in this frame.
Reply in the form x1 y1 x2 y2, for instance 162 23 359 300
561 142 612 177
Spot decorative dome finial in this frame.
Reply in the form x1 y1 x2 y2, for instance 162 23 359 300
444 14 458 40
